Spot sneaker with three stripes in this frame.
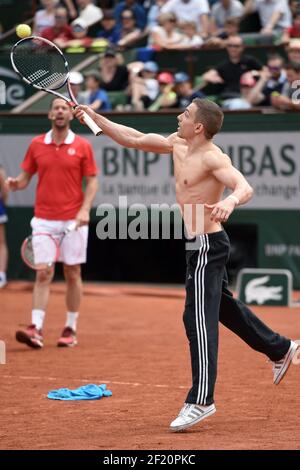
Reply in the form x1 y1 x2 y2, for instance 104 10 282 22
272 340 299 385
170 403 216 432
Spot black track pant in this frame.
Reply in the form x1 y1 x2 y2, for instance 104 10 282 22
183 230 290 406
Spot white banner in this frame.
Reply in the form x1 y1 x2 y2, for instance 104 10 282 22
0 132 299 209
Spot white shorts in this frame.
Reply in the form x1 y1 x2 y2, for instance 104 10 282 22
31 217 89 266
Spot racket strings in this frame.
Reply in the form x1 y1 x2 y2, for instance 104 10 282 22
23 234 58 269
23 238 35 266
13 38 67 90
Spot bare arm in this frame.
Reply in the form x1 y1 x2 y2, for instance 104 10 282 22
246 68 270 105
5 171 32 192
261 11 282 33
243 0 255 17
200 14 210 38
204 152 253 223
63 0 77 19
74 106 175 154
0 166 8 204
75 175 99 226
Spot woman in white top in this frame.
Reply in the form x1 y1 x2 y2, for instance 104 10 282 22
149 12 183 49
33 0 77 34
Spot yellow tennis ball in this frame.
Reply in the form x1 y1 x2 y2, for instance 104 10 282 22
16 24 32 39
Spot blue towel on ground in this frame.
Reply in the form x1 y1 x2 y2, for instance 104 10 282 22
47 383 112 400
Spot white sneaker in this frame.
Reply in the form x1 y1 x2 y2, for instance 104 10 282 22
170 403 216 432
273 340 299 385
0 277 7 289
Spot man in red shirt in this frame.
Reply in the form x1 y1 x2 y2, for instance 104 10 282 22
41 6 74 49
5 98 98 349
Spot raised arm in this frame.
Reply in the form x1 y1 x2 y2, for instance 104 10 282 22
74 106 175 154
0 166 8 204
204 151 254 223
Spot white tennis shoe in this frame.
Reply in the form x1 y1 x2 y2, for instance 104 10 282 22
170 403 216 432
272 340 299 385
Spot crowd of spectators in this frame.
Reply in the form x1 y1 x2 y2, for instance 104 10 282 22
27 0 300 111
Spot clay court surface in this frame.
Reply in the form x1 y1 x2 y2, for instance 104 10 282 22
0 282 299 450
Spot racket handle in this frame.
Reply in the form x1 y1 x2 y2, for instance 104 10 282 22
82 111 102 136
65 221 78 233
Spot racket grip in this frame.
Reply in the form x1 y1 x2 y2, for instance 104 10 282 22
65 221 78 233
82 111 102 136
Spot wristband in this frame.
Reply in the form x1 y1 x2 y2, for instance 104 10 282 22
228 195 239 206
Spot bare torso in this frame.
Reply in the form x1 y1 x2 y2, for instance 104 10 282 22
172 134 225 236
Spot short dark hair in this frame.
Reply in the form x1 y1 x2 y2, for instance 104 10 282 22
49 97 69 109
267 53 284 63
192 98 224 140
285 61 300 72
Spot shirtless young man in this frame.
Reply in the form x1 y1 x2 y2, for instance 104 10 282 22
74 99 299 432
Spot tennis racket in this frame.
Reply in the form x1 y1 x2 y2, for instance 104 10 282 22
21 222 80 271
10 36 102 136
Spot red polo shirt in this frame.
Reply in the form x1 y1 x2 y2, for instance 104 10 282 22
41 25 74 42
21 130 97 220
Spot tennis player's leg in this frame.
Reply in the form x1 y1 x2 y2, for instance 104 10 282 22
219 271 298 384
0 222 8 288
57 222 88 347
16 217 58 348
170 231 230 432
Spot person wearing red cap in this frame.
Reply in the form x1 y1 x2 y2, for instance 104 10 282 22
74 99 298 433
148 71 177 110
222 71 259 109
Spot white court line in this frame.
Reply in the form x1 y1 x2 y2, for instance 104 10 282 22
1 375 188 389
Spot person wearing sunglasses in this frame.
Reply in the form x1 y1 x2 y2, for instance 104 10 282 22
244 54 287 106
202 35 262 99
41 6 74 49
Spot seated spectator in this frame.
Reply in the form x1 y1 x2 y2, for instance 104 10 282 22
114 0 147 30
76 0 103 28
149 12 183 49
286 38 300 63
65 18 94 49
245 54 287 105
148 71 177 110
243 0 291 35
147 0 169 30
99 48 129 91
222 71 258 109
271 62 300 110
173 21 204 48
282 11 300 42
97 10 120 44
130 61 160 109
33 0 77 34
33 0 57 35
161 0 210 38
210 0 243 32
68 71 88 104
84 70 112 111
202 35 262 98
41 6 74 48
206 17 240 47
174 72 205 107
116 9 142 47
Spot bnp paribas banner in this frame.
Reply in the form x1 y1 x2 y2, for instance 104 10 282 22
0 132 299 209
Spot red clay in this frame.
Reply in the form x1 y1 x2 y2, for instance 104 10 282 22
0 283 299 450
